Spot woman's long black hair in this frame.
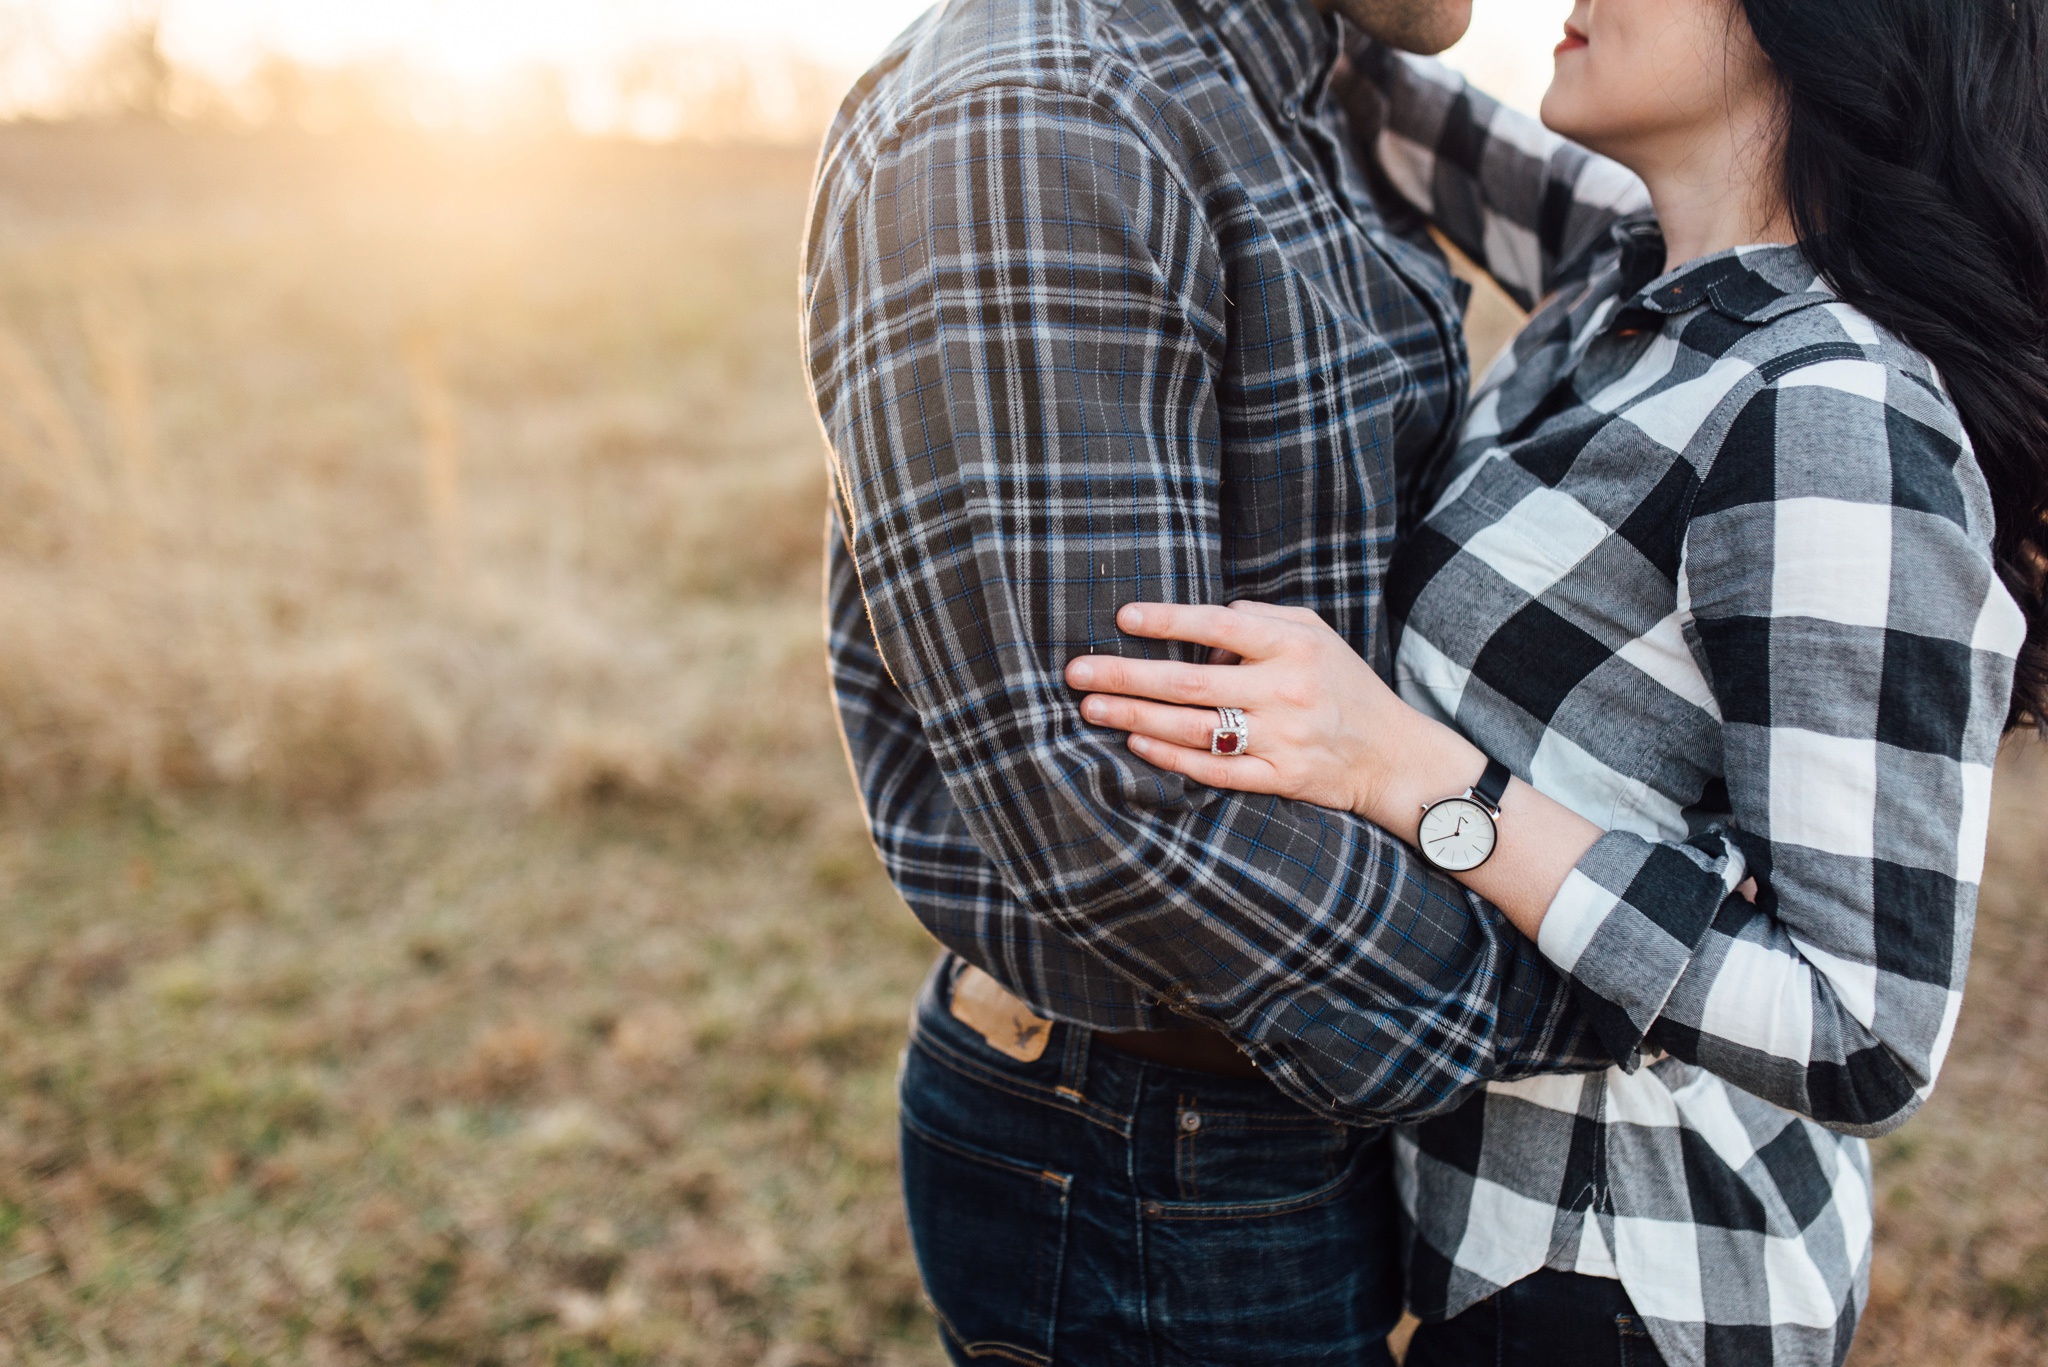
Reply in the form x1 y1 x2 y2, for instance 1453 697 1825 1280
1740 0 2048 733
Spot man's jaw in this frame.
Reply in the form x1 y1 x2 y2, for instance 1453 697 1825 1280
1312 0 1474 56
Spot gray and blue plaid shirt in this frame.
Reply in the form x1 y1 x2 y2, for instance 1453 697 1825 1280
805 0 1619 1124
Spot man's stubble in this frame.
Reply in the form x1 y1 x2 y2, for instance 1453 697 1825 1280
1313 0 1474 55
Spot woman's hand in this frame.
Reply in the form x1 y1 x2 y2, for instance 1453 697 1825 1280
1063 601 1478 831
1069 600 1631 941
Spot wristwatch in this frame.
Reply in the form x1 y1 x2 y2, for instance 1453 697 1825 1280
1417 758 1512 873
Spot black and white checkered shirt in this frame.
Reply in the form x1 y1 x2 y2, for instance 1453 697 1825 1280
1368 50 2025 1367
806 0 1621 1122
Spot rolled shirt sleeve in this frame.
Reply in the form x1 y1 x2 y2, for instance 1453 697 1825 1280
1534 361 2024 1135
1354 44 1650 310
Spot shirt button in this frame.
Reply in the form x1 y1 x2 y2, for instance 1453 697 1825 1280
1180 1111 1203 1133
1282 99 1301 122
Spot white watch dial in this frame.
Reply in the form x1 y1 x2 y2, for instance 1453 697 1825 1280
1418 797 1498 873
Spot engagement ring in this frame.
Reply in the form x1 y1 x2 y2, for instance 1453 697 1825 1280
1211 707 1249 756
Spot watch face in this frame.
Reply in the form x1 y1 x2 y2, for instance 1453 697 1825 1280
1419 797 1498 873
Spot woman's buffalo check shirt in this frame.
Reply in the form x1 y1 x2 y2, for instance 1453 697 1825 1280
1368 49 2025 1367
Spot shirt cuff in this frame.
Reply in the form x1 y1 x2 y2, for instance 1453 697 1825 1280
1536 828 1748 1065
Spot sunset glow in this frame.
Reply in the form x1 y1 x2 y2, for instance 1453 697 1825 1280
2 0 1573 131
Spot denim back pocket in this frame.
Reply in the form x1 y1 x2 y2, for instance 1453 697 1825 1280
1169 1093 1351 1203
899 1106 1072 1366
1141 1136 1402 1366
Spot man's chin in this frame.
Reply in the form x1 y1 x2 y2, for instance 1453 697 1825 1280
1319 0 1474 56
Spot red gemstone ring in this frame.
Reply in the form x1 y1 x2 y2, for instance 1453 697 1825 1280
1211 707 1249 757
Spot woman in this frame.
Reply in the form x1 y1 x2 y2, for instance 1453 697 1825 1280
1068 0 2048 1363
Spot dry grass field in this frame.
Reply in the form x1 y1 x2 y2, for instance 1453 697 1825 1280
0 121 2038 1365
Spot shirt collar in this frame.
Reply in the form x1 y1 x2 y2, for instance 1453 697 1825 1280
1611 217 1835 325
1189 0 1342 127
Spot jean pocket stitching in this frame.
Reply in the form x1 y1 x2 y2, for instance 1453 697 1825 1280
900 1103 1074 1192
931 1308 1055 1367
911 1029 1131 1138
1616 1312 1658 1367
1172 1115 1343 1134
1140 1138 1374 1222
1166 1107 1335 1129
901 1110 1071 1365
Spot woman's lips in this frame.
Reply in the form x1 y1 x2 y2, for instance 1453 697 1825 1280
1555 24 1589 55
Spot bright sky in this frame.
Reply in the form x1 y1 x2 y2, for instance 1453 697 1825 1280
5 0 1573 123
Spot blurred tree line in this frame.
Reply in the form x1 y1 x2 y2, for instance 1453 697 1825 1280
15 9 846 143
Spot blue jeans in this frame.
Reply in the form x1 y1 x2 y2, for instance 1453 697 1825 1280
898 958 1403 1366
1403 1268 1670 1367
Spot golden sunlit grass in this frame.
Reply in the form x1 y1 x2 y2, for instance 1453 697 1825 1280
0 123 938 1364
0 120 2037 1365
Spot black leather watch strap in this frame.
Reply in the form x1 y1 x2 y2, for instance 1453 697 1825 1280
1472 758 1512 815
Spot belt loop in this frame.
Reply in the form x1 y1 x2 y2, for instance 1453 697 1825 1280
1060 1017 1092 1098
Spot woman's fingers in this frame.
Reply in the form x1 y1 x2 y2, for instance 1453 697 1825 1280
1079 694 1220 749
1228 599 1321 625
1076 691 1284 796
1125 733 1277 793
1229 600 1341 641
1065 652 1239 705
1114 601 1284 658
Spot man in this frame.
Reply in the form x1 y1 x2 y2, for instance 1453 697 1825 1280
802 0 1618 1359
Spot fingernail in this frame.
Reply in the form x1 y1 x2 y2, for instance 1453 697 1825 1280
1120 605 1143 630
1069 660 1094 687
1082 698 1107 722
1129 735 1152 754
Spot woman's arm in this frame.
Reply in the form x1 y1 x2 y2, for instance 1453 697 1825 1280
1064 600 1613 943
1343 39 1648 309
1067 374 2025 1137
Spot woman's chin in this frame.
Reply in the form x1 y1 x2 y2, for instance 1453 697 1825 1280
1537 87 1579 140
1538 86 1609 154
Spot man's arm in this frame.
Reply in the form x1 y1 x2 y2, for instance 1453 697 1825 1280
805 83 1612 1123
825 516 1163 1024
1351 42 1649 310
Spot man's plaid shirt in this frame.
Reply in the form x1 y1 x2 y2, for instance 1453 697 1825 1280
804 0 1620 1125
1367 51 2024 1367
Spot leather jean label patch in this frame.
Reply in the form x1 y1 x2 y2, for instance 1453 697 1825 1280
950 965 1053 1063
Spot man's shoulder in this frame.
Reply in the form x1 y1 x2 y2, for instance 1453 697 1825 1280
816 0 1199 194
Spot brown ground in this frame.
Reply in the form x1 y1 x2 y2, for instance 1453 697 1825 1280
0 122 2037 1365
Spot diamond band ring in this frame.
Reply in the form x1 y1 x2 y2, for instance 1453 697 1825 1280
1211 707 1249 756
